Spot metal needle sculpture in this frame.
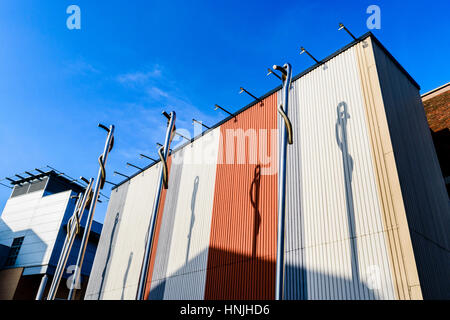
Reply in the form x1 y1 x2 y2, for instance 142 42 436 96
136 111 176 300
45 178 94 300
273 63 293 300
67 124 115 300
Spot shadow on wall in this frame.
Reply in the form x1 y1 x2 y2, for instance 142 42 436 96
148 246 379 300
186 176 199 266
148 117 378 300
250 165 261 258
145 156 185 300
97 212 121 299
121 252 133 300
0 220 49 300
145 102 378 300
336 101 361 288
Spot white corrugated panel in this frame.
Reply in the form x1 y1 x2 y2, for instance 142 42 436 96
282 44 396 299
85 183 130 300
96 164 161 300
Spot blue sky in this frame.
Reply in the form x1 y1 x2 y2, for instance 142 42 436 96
0 0 449 223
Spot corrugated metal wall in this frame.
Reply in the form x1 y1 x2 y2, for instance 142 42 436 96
85 182 130 300
205 94 278 300
146 152 184 299
86 34 449 300
88 163 161 299
143 157 171 299
353 37 422 300
372 41 450 299
148 128 221 299
282 44 396 300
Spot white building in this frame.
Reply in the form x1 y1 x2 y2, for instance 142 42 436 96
0 169 101 300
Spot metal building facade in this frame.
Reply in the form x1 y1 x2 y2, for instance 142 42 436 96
86 33 450 300
148 128 221 300
0 171 101 300
0 191 74 271
86 163 162 299
84 182 130 300
371 41 450 299
282 42 396 300
204 94 278 300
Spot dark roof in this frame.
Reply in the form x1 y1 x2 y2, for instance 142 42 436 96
4 169 86 194
112 32 421 190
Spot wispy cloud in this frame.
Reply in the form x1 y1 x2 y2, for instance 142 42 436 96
116 66 162 84
147 86 169 99
65 59 100 76
111 64 223 161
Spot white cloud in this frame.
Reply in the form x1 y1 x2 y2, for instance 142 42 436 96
116 66 162 84
112 64 224 159
65 59 100 75
147 86 169 99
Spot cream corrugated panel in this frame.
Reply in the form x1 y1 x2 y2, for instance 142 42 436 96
99 164 161 300
282 45 395 299
150 128 220 300
85 183 130 300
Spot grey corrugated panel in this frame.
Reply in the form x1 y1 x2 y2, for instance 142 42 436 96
148 148 185 300
85 183 130 300
149 128 221 300
161 250 210 300
11 184 29 198
28 179 48 194
410 233 450 299
282 43 396 300
372 42 450 299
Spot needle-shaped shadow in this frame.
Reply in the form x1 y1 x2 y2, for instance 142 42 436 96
336 101 362 292
97 212 120 299
121 252 133 300
185 176 199 265
249 165 261 258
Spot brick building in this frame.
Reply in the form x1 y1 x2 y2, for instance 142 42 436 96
422 82 450 197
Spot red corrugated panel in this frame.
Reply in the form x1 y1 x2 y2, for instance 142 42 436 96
205 93 278 299
144 156 172 300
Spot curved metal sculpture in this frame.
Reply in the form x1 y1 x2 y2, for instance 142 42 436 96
273 63 293 300
136 111 176 300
